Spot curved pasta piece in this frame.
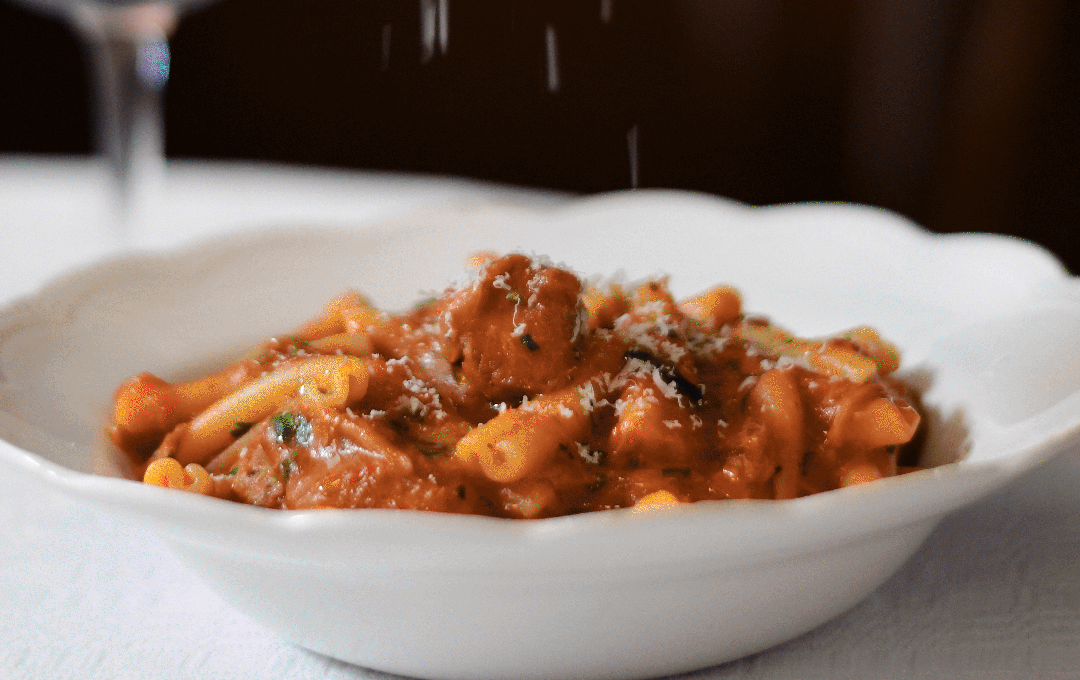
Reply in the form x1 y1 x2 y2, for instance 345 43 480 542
454 386 591 484
679 285 742 330
110 361 259 447
294 290 382 340
806 344 879 384
842 327 901 375
174 356 368 466
823 383 919 488
749 369 804 499
143 457 212 495
842 396 921 449
838 462 886 488
737 321 815 357
608 374 693 466
632 489 681 511
306 332 372 356
736 321 886 384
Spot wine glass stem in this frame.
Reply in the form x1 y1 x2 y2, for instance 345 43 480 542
72 2 176 238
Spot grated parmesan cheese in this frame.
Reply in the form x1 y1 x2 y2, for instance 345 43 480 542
403 378 427 393
576 443 602 465
491 273 511 290
578 383 597 412
651 368 681 401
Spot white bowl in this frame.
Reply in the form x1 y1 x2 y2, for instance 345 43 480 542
2 190 1079 680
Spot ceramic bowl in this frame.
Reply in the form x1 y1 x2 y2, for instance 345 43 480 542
2 190 1079 680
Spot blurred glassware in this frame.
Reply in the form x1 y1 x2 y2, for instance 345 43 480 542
7 0 216 237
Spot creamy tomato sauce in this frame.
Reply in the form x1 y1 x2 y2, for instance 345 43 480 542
110 253 922 518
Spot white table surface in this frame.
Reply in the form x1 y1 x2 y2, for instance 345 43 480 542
1 155 1078 680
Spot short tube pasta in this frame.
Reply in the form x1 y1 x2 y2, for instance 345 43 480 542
454 386 592 484
735 320 906 385
293 290 382 340
749 369 804 499
632 490 681 511
174 355 368 466
679 285 742 330
143 457 212 495
110 361 258 447
846 398 920 448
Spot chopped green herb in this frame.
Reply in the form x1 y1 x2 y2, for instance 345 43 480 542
271 411 312 445
271 412 296 440
288 339 311 357
230 421 253 438
228 465 239 476
280 453 297 481
521 333 540 351
506 290 522 303
415 443 446 458
413 296 438 310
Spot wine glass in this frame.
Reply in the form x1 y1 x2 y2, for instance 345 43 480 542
8 0 216 238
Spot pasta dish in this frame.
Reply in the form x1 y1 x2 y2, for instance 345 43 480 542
108 253 922 517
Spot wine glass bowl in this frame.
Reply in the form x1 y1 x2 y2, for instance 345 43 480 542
7 0 217 237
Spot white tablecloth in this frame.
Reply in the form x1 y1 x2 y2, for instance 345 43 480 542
1 156 1078 680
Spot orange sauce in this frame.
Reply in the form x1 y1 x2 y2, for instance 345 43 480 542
109 253 921 518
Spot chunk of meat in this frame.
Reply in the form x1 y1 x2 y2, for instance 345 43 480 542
441 254 585 402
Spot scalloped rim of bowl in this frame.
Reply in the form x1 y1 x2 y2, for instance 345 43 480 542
2 188 1078 562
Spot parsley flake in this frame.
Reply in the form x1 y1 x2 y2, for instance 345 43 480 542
281 453 297 481
271 412 312 445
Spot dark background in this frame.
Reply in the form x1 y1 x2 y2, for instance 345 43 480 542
2 0 1078 270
